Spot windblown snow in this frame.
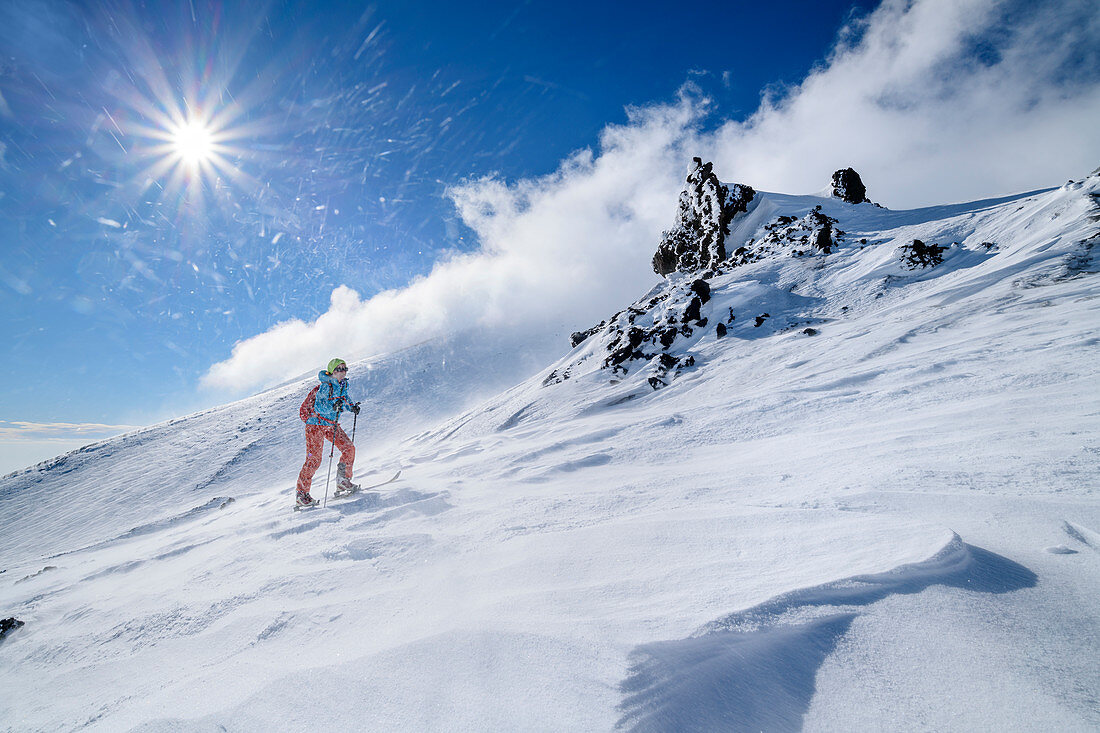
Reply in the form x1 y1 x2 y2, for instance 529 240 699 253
1 167 1098 732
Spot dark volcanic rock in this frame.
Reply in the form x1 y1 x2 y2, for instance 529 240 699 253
554 273 715 387
554 158 866 390
723 206 841 268
809 208 836 253
901 239 947 269
831 168 870 204
1 617 24 642
653 158 756 276
648 353 695 390
683 296 703 324
814 221 834 253
689 278 711 304
570 324 603 348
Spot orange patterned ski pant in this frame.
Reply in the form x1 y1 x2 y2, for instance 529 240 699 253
296 423 355 493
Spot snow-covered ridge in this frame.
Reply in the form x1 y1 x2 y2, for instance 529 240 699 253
1 167 1098 730
421 164 1098 448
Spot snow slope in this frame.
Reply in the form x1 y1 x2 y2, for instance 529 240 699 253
1 171 1098 731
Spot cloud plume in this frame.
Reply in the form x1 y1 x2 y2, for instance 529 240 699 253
705 0 1100 205
202 0 1100 395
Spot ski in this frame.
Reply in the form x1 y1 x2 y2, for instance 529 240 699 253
331 470 402 499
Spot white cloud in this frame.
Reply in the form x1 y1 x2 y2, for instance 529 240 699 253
0 420 142 439
203 0 1100 395
202 95 701 392
705 0 1100 206
0 421 141 475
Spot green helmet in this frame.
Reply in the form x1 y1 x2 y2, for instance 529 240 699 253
327 358 347 374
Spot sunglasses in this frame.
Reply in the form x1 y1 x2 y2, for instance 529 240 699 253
334 365 348 372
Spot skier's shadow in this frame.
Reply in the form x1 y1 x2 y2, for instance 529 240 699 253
616 542 1035 732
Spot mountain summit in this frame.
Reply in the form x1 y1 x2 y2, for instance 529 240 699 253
830 167 871 204
651 157 757 276
546 159 1097 393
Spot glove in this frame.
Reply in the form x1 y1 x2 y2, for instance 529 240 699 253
350 402 361 415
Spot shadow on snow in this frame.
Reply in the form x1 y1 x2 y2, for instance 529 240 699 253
617 537 1036 732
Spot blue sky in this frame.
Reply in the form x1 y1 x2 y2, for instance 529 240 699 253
0 0 874 463
1 0 1097 474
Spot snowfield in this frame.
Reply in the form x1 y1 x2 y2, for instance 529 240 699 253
2 172 1098 731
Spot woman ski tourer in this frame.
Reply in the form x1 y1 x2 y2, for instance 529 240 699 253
296 358 361 507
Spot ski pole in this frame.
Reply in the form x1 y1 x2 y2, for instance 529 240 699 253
351 408 358 444
321 429 335 508
322 407 341 508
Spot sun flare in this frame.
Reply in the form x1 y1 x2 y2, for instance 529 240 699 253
109 27 270 215
126 95 260 207
170 118 215 168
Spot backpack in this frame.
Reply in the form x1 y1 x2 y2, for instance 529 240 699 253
299 384 321 423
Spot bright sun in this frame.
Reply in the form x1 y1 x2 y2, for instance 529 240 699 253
170 118 215 168
127 93 256 203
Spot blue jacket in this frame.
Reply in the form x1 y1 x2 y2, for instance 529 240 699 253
306 371 355 426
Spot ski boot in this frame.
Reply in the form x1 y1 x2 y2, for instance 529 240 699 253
335 463 361 495
296 489 317 508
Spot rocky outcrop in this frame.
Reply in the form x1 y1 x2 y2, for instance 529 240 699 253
831 168 870 204
555 159 858 391
900 239 947 268
652 158 755 276
726 206 843 267
0 617 24 642
546 276 712 390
